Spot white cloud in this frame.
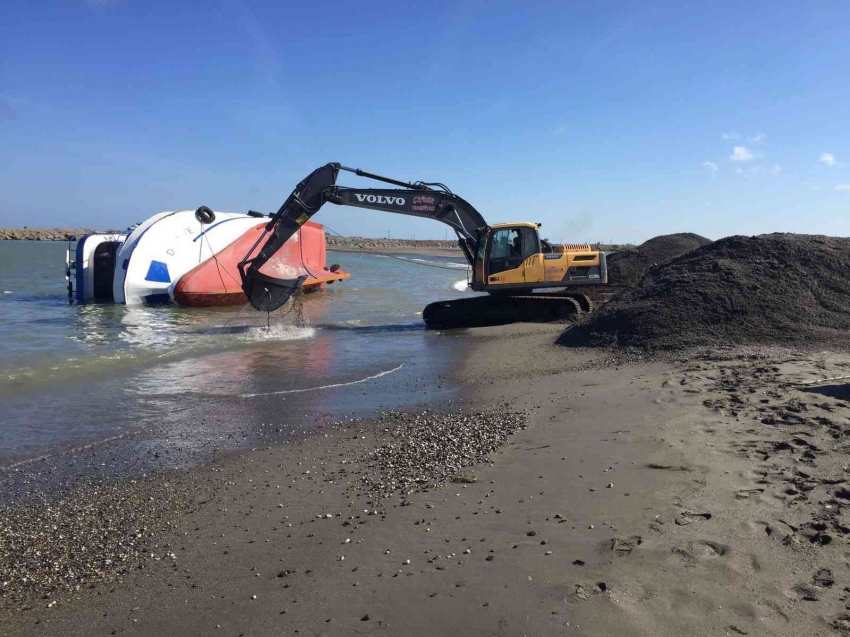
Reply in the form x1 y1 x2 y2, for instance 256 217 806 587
721 132 738 140
771 164 781 175
748 132 765 143
819 153 838 167
702 161 718 173
730 146 754 162
735 168 744 175
835 183 850 191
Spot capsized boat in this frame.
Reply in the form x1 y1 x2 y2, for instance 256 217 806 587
66 208 349 306
172 219 347 307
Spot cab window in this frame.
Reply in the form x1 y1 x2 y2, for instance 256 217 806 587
488 227 538 275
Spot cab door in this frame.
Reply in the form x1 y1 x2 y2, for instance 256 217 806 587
520 228 544 284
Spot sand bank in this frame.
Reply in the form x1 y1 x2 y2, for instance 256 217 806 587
3 326 849 636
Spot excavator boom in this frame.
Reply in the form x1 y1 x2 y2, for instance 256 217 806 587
238 163 487 311
236 162 606 326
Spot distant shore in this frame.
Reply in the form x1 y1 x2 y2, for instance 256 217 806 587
328 245 463 258
0 228 465 253
322 235 464 258
0 228 120 241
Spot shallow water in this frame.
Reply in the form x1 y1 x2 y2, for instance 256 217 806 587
0 241 479 483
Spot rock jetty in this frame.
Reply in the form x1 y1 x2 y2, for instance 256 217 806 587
0 228 116 241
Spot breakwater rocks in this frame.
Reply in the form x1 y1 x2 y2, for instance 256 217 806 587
0 228 115 241
326 236 460 251
0 229 463 250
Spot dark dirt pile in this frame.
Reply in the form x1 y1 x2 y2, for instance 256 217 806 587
561 233 850 351
607 233 712 287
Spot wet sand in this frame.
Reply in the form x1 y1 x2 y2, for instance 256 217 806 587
3 325 850 636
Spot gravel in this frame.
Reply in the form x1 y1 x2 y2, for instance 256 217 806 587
0 477 195 606
0 407 529 608
562 233 850 351
358 409 528 500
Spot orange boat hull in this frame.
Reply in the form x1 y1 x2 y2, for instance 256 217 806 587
172 221 349 307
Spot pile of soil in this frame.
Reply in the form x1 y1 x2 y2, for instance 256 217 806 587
607 233 712 287
561 233 850 351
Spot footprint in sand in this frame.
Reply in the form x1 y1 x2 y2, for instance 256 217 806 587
735 488 765 500
790 584 820 602
675 511 712 526
831 613 850 633
568 582 610 604
672 540 729 564
606 536 643 557
744 520 774 538
813 568 835 588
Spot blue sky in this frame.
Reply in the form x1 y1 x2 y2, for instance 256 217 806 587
1 0 849 243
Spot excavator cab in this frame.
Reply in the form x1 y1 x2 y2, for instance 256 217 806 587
470 223 606 293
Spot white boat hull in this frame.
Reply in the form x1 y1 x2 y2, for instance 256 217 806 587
113 210 262 304
70 209 269 305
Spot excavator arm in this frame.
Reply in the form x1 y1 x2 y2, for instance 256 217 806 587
238 163 488 311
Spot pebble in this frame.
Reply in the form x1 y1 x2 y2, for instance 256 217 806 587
0 476 193 603
358 410 528 500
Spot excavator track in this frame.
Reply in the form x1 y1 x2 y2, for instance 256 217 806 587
554 292 593 313
423 294 583 329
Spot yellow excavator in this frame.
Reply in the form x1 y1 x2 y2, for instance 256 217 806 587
235 163 607 328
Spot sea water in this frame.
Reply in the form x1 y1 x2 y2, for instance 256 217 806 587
0 241 478 487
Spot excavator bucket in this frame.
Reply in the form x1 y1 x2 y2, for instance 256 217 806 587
243 272 307 312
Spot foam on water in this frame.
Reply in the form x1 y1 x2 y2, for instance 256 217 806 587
241 363 404 398
242 324 316 342
409 258 469 270
452 279 469 291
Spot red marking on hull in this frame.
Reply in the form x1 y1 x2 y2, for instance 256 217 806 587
172 221 349 307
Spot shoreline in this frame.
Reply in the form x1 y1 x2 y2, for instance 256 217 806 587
3 326 850 636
